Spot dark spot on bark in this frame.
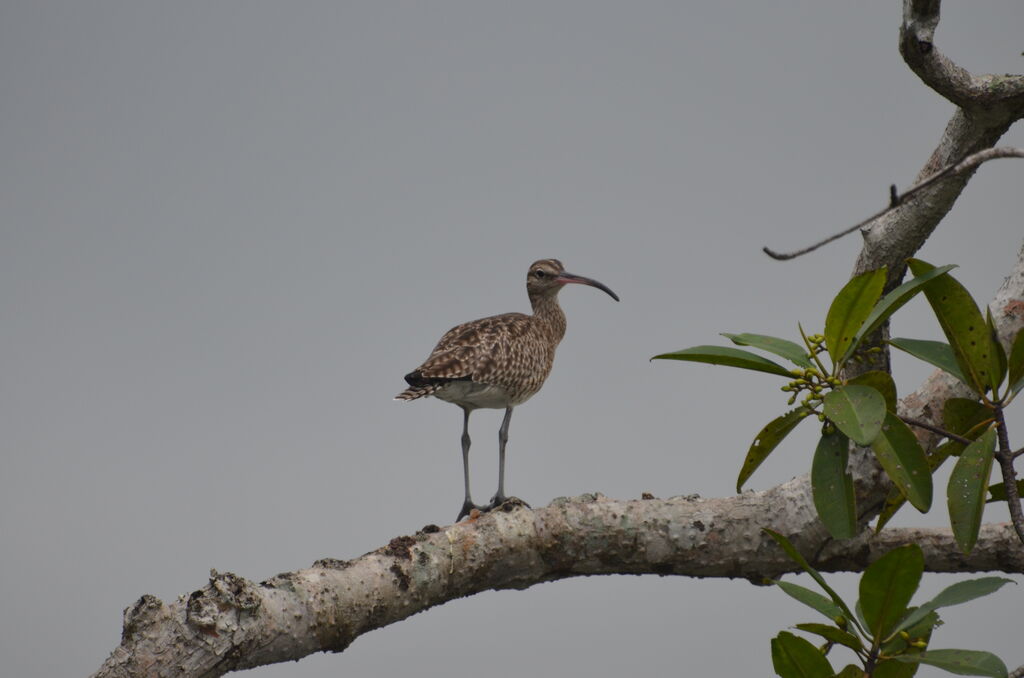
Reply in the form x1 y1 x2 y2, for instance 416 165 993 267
417 551 429 565
383 535 417 560
312 557 352 570
389 562 410 591
641 492 654 500
692 520 705 531
418 524 441 534
652 563 674 575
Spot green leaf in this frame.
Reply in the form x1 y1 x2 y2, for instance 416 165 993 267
825 268 887 370
892 649 1008 678
823 385 886 445
1008 328 1024 394
907 259 1003 395
896 577 1015 634
793 623 863 652
873 658 921 678
811 431 857 539
845 264 958 365
948 426 997 554
771 580 844 620
764 530 859 629
722 333 814 369
987 480 1024 503
986 309 1008 395
944 399 994 448
847 371 898 413
875 440 955 532
737 407 811 491
771 631 835 678
859 544 924 642
874 396 991 532
871 413 932 512
834 666 866 678
889 338 969 386
651 345 795 377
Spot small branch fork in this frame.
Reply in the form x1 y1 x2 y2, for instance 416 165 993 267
764 147 1024 261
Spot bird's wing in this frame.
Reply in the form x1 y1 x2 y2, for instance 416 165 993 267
415 312 532 383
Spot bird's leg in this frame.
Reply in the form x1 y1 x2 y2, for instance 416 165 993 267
457 407 485 521
490 407 514 508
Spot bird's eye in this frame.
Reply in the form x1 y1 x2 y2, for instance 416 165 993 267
534 270 545 278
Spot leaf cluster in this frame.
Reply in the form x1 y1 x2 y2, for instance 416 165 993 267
767 531 1012 678
652 260 1024 553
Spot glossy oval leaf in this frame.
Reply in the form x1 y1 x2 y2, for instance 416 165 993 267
771 580 844 620
895 577 1015 634
1008 328 1024 394
811 431 857 539
892 649 1008 678
823 385 886 445
847 371 898 413
771 631 835 678
859 544 924 642
794 623 864 652
825 268 887 370
721 332 814 369
907 259 1003 395
871 413 932 512
844 264 958 366
737 407 811 491
651 345 795 377
889 338 968 386
834 666 867 678
948 426 997 554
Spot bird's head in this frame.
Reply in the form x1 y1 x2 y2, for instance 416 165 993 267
526 259 619 301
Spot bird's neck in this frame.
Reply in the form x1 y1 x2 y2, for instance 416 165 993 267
529 292 567 343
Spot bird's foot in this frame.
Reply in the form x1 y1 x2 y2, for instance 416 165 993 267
489 494 531 512
456 499 488 522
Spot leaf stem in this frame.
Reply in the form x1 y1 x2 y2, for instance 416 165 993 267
798 323 831 377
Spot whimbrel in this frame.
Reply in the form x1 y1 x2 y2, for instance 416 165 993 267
396 259 619 521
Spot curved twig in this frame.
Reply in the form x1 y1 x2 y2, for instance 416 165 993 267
764 147 1024 260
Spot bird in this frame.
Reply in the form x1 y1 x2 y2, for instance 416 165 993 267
395 258 619 521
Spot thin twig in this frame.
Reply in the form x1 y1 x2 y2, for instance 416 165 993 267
1014 447 1024 460
898 415 973 447
764 147 1024 260
992 407 1024 545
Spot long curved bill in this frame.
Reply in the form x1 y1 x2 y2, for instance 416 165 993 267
555 271 620 301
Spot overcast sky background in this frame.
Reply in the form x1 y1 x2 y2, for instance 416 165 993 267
3 3 1023 677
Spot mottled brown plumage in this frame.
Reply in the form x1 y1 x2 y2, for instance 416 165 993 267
396 259 618 521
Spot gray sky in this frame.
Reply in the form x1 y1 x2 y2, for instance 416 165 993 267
2 3 1023 676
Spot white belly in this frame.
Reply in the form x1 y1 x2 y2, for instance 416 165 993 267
434 381 517 410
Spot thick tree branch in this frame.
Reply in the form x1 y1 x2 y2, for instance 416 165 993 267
90 496 1024 678
901 0 1024 110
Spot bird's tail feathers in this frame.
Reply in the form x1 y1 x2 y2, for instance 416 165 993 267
394 384 440 401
